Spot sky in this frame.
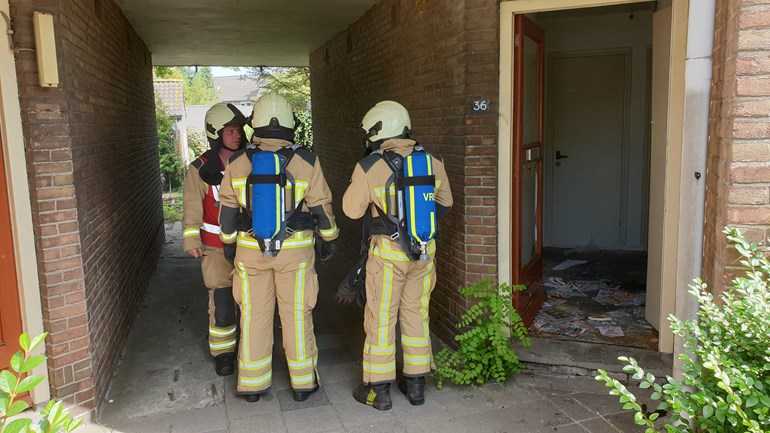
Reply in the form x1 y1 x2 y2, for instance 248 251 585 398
211 67 244 77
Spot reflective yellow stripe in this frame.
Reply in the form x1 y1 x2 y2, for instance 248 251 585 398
209 340 236 350
369 239 436 262
379 263 393 346
209 326 236 337
239 371 272 386
406 155 422 243
290 374 314 386
421 262 433 340
272 155 282 238
239 355 272 371
404 354 431 365
235 231 315 250
287 358 314 370
221 231 237 242
402 335 430 347
183 228 200 238
363 361 396 373
365 343 395 355
238 263 252 361
233 177 248 207
319 226 339 238
295 262 307 361
295 180 309 203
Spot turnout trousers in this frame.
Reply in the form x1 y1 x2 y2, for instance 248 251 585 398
201 245 237 357
362 252 437 384
232 245 319 395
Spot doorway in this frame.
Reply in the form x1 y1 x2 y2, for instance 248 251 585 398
498 0 687 353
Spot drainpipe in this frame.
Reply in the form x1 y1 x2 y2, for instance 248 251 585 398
674 0 716 380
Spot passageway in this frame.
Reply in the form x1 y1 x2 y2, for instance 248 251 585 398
87 225 650 433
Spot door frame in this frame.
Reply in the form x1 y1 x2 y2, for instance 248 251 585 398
1 0 50 403
497 0 687 353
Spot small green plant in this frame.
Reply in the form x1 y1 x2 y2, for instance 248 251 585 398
596 227 770 433
1 333 82 433
434 279 531 388
163 203 182 223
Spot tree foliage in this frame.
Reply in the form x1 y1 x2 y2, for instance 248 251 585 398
153 66 220 106
156 102 184 191
248 67 313 147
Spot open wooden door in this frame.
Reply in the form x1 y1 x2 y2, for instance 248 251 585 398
0 128 23 369
512 15 546 326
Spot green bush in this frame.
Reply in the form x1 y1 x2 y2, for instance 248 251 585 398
0 333 82 433
163 203 182 223
433 279 531 388
596 227 770 433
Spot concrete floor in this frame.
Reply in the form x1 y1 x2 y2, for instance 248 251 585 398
78 224 656 433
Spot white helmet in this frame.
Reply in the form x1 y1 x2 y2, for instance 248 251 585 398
251 92 296 132
361 101 411 143
205 102 248 140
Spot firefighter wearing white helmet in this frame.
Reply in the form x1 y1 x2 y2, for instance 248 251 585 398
182 102 249 377
343 100 453 410
218 92 339 403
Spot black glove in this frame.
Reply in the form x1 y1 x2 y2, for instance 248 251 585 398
223 243 236 265
318 240 338 264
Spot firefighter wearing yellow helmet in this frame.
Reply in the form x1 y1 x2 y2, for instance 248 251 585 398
182 102 249 377
343 100 453 410
218 92 339 403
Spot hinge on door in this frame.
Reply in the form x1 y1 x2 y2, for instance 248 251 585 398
514 34 520 47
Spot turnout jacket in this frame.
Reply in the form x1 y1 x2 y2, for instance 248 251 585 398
218 138 339 252
183 153 227 251
342 138 453 261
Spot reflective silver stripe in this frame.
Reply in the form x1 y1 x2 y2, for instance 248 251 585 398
209 340 236 350
239 355 272 371
201 223 221 234
239 372 272 386
209 326 236 337
183 228 200 238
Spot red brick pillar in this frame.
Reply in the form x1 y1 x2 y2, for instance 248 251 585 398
704 0 770 293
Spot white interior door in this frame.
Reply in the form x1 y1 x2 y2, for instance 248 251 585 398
548 52 628 249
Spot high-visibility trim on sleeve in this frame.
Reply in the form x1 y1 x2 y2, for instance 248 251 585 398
183 228 200 238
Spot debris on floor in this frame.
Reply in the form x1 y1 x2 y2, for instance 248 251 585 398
598 325 625 338
531 248 658 350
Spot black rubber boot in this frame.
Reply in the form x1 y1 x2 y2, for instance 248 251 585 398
353 383 392 411
293 382 320 402
398 376 425 406
214 353 235 376
241 393 260 403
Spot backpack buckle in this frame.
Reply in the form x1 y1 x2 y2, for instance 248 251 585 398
286 226 295 236
390 232 399 241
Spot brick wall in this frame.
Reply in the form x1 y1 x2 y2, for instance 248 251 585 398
310 0 500 342
11 0 163 413
704 0 770 293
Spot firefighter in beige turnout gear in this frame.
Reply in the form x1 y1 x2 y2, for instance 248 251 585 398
218 92 339 403
183 103 248 376
343 101 453 410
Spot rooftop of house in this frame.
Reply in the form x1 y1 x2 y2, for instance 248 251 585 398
153 79 185 117
213 75 261 104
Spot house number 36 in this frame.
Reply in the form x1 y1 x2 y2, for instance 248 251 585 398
471 100 490 112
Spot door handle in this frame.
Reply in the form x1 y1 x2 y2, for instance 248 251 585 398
555 151 569 160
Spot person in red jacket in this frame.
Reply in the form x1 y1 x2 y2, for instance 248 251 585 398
183 103 248 376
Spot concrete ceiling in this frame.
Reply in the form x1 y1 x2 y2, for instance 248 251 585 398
116 0 379 66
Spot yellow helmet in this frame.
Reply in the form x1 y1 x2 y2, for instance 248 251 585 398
205 102 247 140
251 92 296 132
361 101 411 143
